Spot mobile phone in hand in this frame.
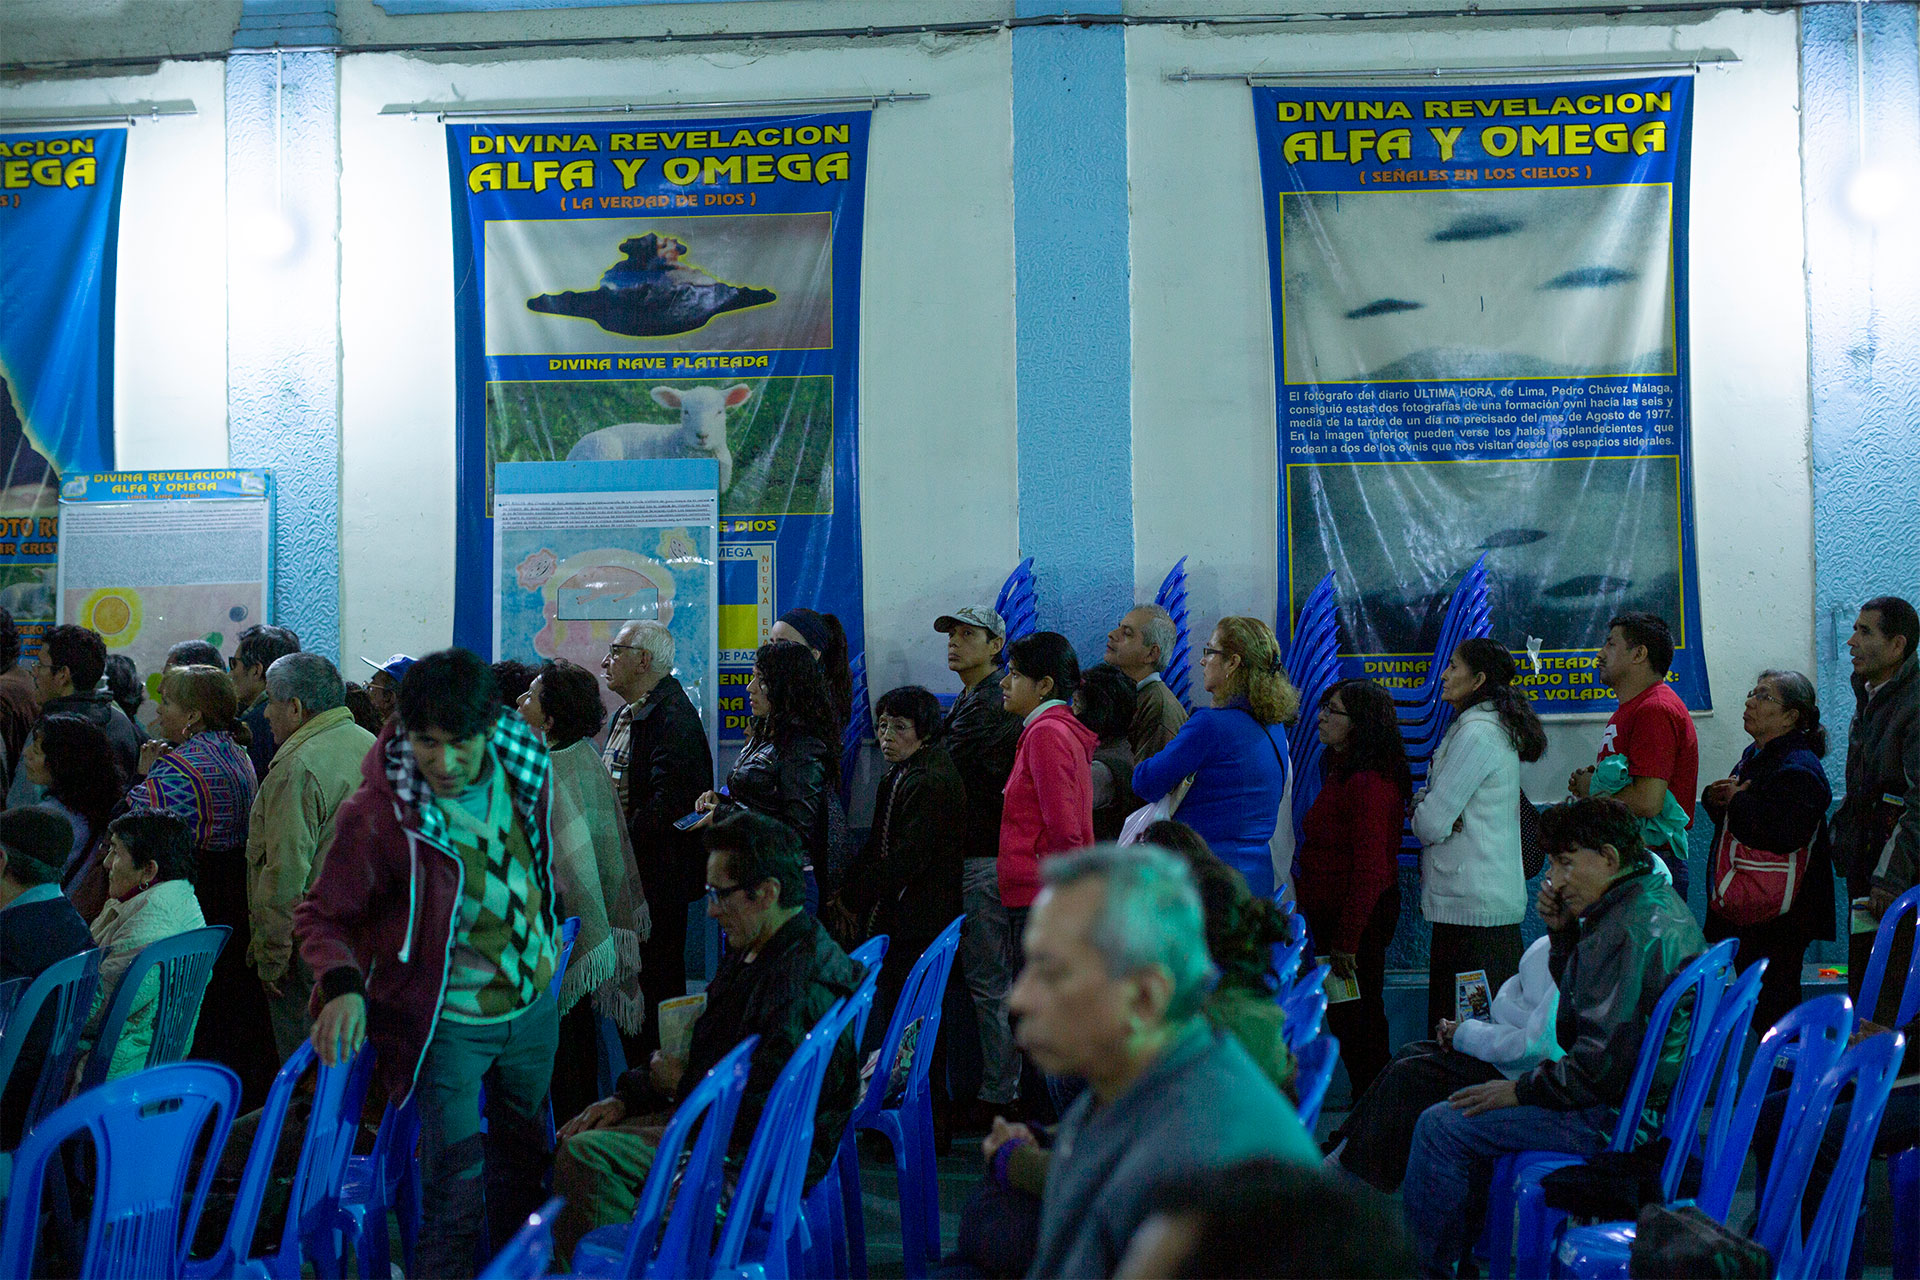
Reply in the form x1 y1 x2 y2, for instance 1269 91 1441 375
673 811 704 831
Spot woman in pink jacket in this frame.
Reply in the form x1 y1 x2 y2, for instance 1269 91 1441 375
997 631 1098 942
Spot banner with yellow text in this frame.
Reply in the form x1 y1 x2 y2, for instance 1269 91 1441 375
0 129 124 657
449 113 868 743
1256 79 1709 712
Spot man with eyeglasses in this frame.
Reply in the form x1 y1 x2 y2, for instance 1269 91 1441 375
550 809 863 1266
601 617 712 1054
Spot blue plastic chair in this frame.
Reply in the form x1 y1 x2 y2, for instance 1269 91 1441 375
1890 1144 1918 1280
199 1039 376 1280
480 1196 565 1280
802 952 883 1279
1858 884 1920 1029
336 1096 422 1280
1293 1032 1341 1131
1485 938 1737 1279
1765 1031 1908 1280
1280 964 1330 1050
1551 993 1852 1279
0 947 101 1145
572 1037 759 1280
79 924 230 1091
0 976 24 1028
0 1061 240 1279
845 916 965 1279
709 999 847 1280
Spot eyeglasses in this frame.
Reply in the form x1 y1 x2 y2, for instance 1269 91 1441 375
705 883 752 906
1745 687 1783 705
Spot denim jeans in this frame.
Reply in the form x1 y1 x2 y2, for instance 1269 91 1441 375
414 994 560 1279
959 857 1020 1105
1402 1098 1612 1277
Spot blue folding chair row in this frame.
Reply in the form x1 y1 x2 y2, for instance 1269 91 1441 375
1293 1032 1341 1131
1153 557 1196 712
993 557 1039 646
1280 963 1330 1052
0 947 103 1146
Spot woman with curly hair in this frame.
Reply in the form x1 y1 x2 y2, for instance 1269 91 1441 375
1295 678 1412 1097
26 713 126 918
696 639 839 911
769 607 853 743
1133 616 1299 899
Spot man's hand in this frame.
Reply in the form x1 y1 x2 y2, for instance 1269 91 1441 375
311 993 366 1067
1568 765 1595 798
557 1095 628 1141
1330 951 1357 982
982 1116 1034 1162
1435 1018 1457 1051
694 790 720 814
649 1050 686 1096
1536 881 1571 931
1449 1079 1520 1116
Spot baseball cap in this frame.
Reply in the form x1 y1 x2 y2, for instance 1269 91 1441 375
361 654 416 683
934 606 1006 640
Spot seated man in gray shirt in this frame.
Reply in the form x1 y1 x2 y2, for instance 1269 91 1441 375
994 843 1318 1279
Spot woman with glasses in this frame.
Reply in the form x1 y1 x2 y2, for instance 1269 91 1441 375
1132 617 1298 899
1294 678 1411 1098
1699 670 1835 1031
694 639 838 912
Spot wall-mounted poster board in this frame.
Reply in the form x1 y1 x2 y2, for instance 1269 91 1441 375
494 458 720 761
56 469 273 686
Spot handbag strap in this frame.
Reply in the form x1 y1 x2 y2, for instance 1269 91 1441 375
1239 706 1288 781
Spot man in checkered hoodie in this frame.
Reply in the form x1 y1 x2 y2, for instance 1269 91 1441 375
296 648 561 1277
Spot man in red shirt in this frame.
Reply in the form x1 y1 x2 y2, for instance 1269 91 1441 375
1569 612 1699 898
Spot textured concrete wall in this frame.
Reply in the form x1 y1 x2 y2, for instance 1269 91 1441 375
1802 4 1920 799
1012 1 1135 660
227 49 342 658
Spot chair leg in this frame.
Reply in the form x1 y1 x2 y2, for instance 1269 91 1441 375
1890 1147 1918 1280
840 1134 870 1280
909 1099 941 1265
1483 1153 1519 1280
1514 1180 1567 1280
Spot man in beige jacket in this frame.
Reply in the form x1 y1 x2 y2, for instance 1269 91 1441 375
246 652 377 1060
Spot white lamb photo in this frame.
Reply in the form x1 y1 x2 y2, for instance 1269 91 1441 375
565 383 753 493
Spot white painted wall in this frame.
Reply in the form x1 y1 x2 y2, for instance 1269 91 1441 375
336 32 1020 685
1126 11 1815 801
0 60 230 471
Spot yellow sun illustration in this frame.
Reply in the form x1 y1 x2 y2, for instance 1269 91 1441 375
81 588 142 648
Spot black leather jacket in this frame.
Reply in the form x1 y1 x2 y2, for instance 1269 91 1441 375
1834 651 1919 898
724 728 834 862
934 671 1020 861
840 744 966 946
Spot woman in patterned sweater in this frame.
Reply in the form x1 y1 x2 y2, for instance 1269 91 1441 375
127 663 271 1102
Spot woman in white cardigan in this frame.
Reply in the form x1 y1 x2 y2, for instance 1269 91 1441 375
1409 637 1547 1031
80 813 207 1082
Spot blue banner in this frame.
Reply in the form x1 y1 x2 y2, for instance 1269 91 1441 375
0 129 124 655
1255 80 1709 712
447 112 869 742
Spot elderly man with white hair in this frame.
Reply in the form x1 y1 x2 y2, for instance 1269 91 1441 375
247 651 377 1060
998 843 1317 1279
1104 603 1189 765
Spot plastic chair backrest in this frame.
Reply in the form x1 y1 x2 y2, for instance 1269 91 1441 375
0 1060 240 1279
1281 961 1330 1023
616 1036 757 1279
1756 1030 1908 1280
79 924 230 1091
1604 938 1736 1151
854 916 963 1129
0 946 102 1142
1696 994 1853 1222
1293 1033 1340 1130
0 976 24 1027
479 1196 565 1280
1651 954 1766 1198
210 1039 375 1277
846 936 886 1047
1857 884 1920 1028
1280 973 1329 1051
549 915 582 1001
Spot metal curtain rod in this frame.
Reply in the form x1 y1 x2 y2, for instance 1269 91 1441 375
0 102 197 131
383 92 929 122
1167 57 1736 83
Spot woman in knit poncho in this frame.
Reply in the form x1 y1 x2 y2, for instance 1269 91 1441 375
518 659 651 1122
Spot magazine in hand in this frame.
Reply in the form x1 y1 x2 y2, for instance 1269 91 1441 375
1317 955 1361 1005
1455 969 1493 1022
658 993 707 1061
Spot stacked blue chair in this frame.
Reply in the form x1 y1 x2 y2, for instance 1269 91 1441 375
709 992 867 1280
336 1096 422 1280
202 1039 376 1279
0 947 102 1144
804 948 884 1279
1550 991 1851 1279
1293 1033 1341 1131
79 924 230 1090
846 915 966 1279
1486 938 1737 1279
1857 884 1920 1031
1 1061 240 1279
1396 559 1494 858
1281 963 1330 1051
570 1038 759 1279
480 1197 565 1280
1282 573 1344 844
1153 557 1195 712
994 557 1039 647
840 651 873 808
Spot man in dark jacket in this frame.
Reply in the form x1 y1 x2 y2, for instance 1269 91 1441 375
1836 598 1919 1011
550 810 863 1264
0 804 90 1145
602 618 713 1055
296 650 562 1279
13 624 140 797
227 623 301 785
1402 798 1706 1277
933 604 1024 1119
